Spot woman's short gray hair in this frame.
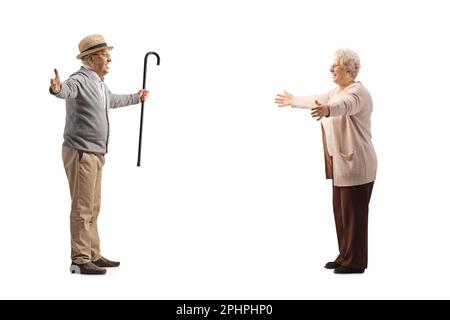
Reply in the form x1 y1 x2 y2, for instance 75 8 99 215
335 48 361 79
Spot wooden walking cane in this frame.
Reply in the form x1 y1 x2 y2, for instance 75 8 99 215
137 51 160 167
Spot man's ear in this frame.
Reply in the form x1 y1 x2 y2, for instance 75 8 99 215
86 55 94 66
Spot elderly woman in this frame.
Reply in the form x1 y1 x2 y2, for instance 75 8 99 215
275 49 377 274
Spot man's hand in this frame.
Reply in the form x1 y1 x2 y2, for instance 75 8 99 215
50 69 61 94
275 90 293 107
311 100 330 121
138 89 150 102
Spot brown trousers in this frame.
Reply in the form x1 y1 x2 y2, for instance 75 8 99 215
62 145 105 264
333 181 374 269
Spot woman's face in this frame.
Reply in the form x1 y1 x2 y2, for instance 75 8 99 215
330 60 348 85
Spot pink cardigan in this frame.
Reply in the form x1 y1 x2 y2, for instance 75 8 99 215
291 82 377 186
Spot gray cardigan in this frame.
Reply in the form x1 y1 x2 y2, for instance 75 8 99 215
51 67 140 154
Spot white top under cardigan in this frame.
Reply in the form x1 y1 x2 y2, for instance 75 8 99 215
291 82 377 186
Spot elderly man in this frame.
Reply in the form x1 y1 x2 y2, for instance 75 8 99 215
50 35 149 275
275 49 377 274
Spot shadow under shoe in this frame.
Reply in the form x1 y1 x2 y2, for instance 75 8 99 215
324 261 341 269
334 266 365 274
92 256 120 268
70 261 107 275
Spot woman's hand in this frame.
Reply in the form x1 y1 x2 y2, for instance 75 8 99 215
311 100 330 120
275 90 293 107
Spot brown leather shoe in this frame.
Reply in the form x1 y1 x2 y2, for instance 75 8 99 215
92 256 120 268
70 261 106 275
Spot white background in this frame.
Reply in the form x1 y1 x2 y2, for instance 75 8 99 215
0 0 449 299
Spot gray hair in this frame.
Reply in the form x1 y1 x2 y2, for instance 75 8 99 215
334 48 361 79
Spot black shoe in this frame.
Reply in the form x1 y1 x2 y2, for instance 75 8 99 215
334 266 365 274
92 256 120 268
324 261 341 269
70 261 106 275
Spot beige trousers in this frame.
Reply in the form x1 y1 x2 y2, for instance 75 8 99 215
62 145 105 264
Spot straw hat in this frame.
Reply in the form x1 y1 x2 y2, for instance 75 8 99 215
76 34 113 59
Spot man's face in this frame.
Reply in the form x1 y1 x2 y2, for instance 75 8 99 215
89 49 112 79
